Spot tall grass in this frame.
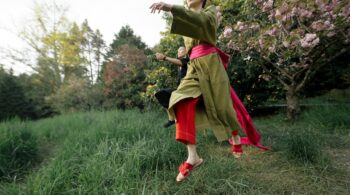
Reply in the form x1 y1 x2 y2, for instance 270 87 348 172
0 104 349 194
0 119 40 181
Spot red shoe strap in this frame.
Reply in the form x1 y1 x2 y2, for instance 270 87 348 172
232 144 243 153
179 162 193 176
231 130 239 136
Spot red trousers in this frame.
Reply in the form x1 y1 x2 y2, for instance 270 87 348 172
174 97 199 144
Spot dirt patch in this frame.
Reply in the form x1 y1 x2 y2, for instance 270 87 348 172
329 148 350 173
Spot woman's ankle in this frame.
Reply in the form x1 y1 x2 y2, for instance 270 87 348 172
231 130 241 145
232 135 241 145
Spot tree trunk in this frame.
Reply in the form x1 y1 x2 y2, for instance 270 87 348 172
286 86 300 120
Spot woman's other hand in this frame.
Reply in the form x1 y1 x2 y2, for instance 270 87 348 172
150 2 173 13
155 53 166 61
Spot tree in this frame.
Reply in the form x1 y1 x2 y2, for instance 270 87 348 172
0 66 35 121
81 20 107 84
220 0 350 120
102 26 149 109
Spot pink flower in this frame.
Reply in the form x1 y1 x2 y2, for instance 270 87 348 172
275 9 282 18
255 0 264 5
341 5 350 18
291 7 299 16
326 31 336 37
311 20 327 31
282 41 290 48
299 8 313 19
250 23 260 30
265 27 279 36
234 21 247 32
223 27 233 38
268 11 275 21
259 38 264 48
300 33 320 48
262 0 274 12
227 40 239 50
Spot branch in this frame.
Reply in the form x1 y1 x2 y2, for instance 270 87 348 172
296 45 350 92
260 61 289 89
261 55 293 81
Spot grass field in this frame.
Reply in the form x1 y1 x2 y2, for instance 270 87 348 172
0 101 349 194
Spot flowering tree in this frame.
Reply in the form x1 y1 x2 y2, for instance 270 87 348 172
221 0 350 119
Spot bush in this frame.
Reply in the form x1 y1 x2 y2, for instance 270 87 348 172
0 121 39 181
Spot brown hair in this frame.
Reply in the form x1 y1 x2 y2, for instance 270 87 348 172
202 0 207 8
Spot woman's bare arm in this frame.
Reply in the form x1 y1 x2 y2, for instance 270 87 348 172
155 53 182 66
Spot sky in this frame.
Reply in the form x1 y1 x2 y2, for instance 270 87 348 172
0 0 184 74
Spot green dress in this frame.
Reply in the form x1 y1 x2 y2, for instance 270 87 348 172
168 5 240 142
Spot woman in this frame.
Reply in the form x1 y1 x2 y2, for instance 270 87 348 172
154 47 189 128
150 0 266 182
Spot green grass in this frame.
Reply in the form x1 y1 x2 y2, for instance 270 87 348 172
0 104 349 194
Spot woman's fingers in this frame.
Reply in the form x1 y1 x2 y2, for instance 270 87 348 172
150 2 165 14
150 2 171 13
158 4 164 13
150 3 160 13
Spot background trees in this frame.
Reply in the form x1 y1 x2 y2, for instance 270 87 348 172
217 0 350 119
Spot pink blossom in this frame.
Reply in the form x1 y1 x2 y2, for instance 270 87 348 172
311 20 331 31
275 9 282 18
268 45 275 52
259 38 264 48
250 23 260 30
265 27 279 36
255 0 264 5
223 27 233 38
326 31 336 37
282 13 293 22
259 74 272 81
300 33 320 48
262 0 274 12
323 4 334 12
282 41 290 48
268 11 275 21
234 21 247 32
291 7 299 16
299 8 313 19
341 5 350 18
227 40 239 50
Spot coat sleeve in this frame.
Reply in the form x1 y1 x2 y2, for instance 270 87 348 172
170 5 217 45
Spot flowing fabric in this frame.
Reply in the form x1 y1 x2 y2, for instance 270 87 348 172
189 44 271 151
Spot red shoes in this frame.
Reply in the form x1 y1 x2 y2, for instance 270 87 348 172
232 143 243 158
231 130 243 158
176 158 203 182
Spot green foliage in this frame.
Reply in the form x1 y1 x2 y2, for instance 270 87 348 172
143 33 184 108
226 54 283 111
0 67 36 121
16 73 56 119
47 77 105 113
0 121 39 181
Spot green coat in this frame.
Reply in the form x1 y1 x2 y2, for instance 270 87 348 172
168 5 240 142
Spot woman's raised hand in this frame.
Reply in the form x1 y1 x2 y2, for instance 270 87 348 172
155 53 166 61
150 2 173 13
